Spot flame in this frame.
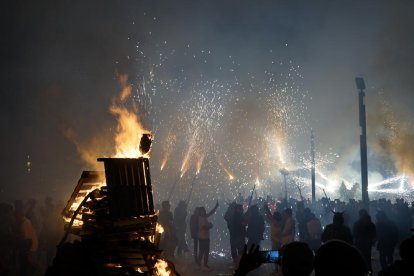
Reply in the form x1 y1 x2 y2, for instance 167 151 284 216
156 223 164 234
154 259 171 276
110 73 151 158
256 177 261 186
63 180 106 228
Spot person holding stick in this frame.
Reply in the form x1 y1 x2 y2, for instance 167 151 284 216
196 201 219 271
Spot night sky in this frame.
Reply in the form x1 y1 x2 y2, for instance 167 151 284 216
2 0 414 204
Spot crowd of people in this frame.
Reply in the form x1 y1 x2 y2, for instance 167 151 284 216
0 198 63 276
157 194 414 275
1 192 413 275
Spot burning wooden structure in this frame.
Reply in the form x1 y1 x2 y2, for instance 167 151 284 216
47 156 167 276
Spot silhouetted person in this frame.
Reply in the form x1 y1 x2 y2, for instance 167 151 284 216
173 200 188 256
189 207 200 263
306 212 322 251
375 210 399 269
281 242 314 276
40 197 60 266
225 203 246 266
379 237 414 276
321 212 352 244
314 240 367 276
264 204 282 250
159 201 177 258
243 205 265 248
233 244 261 276
394 198 412 240
233 242 314 276
281 208 295 246
25 199 40 237
15 200 38 276
296 203 309 242
353 209 376 272
196 201 219 271
0 203 17 275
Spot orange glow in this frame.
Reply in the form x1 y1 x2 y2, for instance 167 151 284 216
110 74 151 158
160 159 167 171
156 223 164 234
63 180 106 228
154 259 171 276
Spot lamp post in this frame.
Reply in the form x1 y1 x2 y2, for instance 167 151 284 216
311 130 316 203
355 77 369 209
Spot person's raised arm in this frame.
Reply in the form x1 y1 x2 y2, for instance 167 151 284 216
234 244 262 276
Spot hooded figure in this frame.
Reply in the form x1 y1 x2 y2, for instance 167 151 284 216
321 212 353 244
353 209 376 272
174 200 189 256
244 205 265 248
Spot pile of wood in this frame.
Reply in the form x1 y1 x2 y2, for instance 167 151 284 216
47 158 163 276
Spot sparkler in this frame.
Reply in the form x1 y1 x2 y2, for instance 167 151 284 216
115 30 414 213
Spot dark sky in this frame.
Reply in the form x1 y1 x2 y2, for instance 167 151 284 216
1 0 414 203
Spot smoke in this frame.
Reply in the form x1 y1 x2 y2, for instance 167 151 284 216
62 127 107 171
367 91 414 182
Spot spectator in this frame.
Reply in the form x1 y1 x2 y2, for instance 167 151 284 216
40 197 60 266
173 200 189 256
15 200 38 276
281 241 314 276
264 203 282 250
225 203 246 266
378 237 414 276
196 202 218 271
189 207 201 264
353 209 376 272
375 210 399 269
306 212 323 251
314 240 367 276
243 205 265 248
281 208 295 246
0 203 17 275
159 201 177 258
321 212 353 244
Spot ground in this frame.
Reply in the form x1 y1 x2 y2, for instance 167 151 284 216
168 249 397 276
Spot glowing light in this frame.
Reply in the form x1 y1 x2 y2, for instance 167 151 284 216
196 154 204 174
156 223 164 234
219 163 234 180
180 147 192 177
160 132 177 172
369 175 404 188
110 73 151 158
154 259 170 276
